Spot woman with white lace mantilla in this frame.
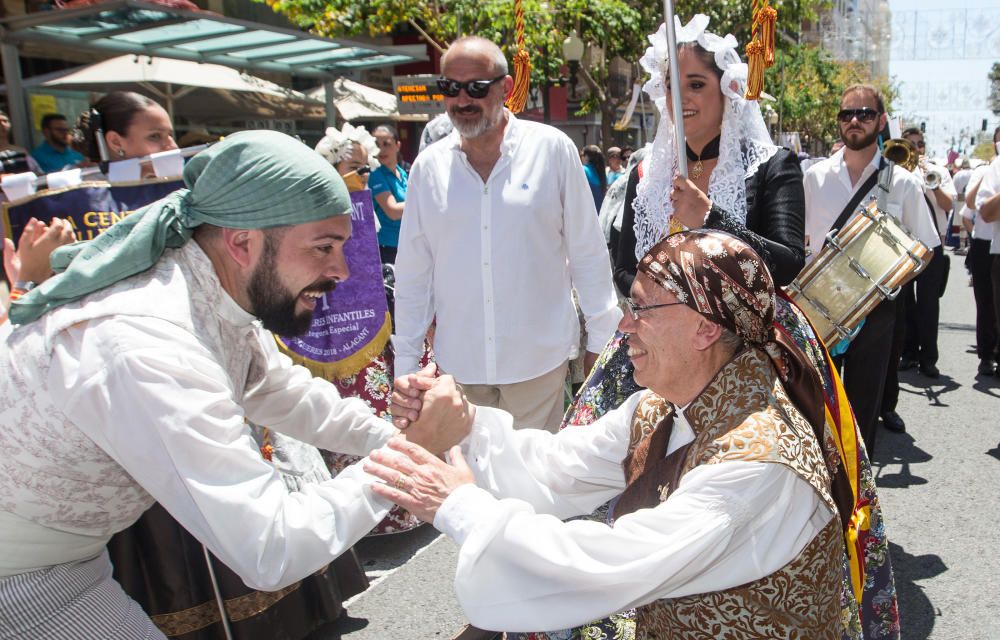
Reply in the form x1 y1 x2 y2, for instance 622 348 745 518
512 15 899 640
611 14 805 295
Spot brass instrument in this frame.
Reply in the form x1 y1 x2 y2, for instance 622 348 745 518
882 138 919 172
922 164 943 190
883 137 942 189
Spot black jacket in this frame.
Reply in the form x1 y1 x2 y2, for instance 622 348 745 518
611 147 806 296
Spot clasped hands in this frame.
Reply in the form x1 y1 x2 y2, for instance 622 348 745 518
366 363 477 523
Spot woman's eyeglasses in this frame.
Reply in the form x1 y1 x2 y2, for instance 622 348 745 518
836 108 878 124
622 297 685 321
436 76 506 99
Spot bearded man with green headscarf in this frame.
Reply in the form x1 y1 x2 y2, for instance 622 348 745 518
0 131 471 639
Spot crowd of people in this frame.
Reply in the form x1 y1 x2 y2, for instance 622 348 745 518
0 11 997 640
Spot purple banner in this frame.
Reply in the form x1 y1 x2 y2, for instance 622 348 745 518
2 180 184 243
277 190 390 378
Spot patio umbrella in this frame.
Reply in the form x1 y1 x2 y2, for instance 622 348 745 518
20 54 325 121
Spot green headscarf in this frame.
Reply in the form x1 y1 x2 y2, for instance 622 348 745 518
9 130 351 325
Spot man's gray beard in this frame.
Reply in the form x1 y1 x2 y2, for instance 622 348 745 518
449 107 504 140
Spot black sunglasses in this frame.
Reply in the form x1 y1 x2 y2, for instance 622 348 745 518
837 108 879 124
436 75 506 99
356 166 371 175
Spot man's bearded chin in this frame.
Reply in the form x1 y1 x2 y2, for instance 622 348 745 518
842 126 879 151
247 265 338 337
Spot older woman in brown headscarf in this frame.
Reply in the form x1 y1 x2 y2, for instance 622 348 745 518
372 229 861 639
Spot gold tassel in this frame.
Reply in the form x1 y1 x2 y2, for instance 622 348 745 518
743 0 777 101
505 0 531 113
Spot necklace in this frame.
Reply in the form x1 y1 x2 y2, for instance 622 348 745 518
685 134 721 179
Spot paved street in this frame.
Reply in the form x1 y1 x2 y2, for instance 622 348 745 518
331 250 999 640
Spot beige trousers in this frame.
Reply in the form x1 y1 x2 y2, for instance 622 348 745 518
462 362 569 433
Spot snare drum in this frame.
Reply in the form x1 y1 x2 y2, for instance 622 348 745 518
786 200 932 347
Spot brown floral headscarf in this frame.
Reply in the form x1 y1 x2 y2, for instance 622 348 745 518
638 229 824 429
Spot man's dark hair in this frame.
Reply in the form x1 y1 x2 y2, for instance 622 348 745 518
76 91 158 160
41 113 67 130
842 84 885 114
901 127 922 138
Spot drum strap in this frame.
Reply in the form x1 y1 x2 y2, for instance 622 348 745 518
826 157 887 246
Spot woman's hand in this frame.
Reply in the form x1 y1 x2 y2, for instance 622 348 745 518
5 217 76 286
8 218 76 284
669 176 712 229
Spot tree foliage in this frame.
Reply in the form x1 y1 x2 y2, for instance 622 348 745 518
774 44 896 150
259 0 837 145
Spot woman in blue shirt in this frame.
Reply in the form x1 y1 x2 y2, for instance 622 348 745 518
580 144 608 211
369 125 408 264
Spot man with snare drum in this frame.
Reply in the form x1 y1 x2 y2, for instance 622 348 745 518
802 84 939 453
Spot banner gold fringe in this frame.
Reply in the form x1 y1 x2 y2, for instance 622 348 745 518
275 312 392 381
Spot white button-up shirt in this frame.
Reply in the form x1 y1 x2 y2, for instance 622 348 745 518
433 394 832 631
392 114 621 384
962 164 994 243
803 148 941 261
974 156 1000 254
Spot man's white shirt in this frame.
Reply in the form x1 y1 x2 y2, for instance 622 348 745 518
392 113 622 384
961 164 994 243
803 147 941 261
974 156 1000 254
432 393 834 632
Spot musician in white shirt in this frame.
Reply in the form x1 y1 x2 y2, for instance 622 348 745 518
895 127 953 379
965 131 1000 376
802 84 939 452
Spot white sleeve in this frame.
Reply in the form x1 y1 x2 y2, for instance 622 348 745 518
976 163 1000 209
557 136 623 352
435 453 832 632
456 397 642 520
49 318 392 591
243 327 397 455
899 174 942 248
391 158 435 377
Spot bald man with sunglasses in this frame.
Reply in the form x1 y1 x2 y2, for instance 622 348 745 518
392 36 621 434
802 84 939 453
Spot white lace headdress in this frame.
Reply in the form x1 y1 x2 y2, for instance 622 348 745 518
314 123 379 170
632 14 778 260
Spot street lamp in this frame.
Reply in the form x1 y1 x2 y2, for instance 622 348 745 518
562 30 585 101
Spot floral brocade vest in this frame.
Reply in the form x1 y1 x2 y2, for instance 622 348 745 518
616 348 846 640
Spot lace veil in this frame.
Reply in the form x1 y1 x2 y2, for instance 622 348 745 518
314 123 379 170
631 14 778 260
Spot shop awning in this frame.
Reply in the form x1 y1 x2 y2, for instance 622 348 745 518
0 0 427 144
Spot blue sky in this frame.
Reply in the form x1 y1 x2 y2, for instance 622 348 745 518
888 0 999 158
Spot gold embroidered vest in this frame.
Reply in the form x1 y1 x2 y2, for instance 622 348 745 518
619 348 845 640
